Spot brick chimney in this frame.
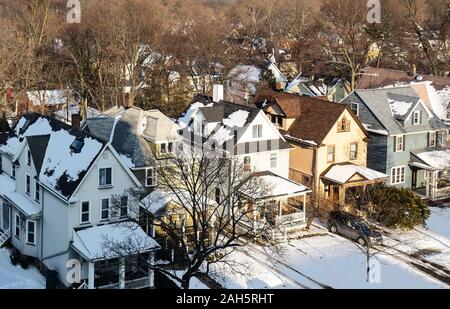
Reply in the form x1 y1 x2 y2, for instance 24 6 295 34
72 113 82 129
411 64 417 77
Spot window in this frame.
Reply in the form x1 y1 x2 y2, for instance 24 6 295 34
25 174 31 196
81 201 90 224
99 168 112 187
161 143 167 153
215 187 221 204
327 146 335 163
270 153 278 169
145 168 157 187
338 118 350 133
395 135 405 152
244 156 251 172
12 164 16 179
101 198 110 220
26 220 36 245
35 181 40 203
168 142 173 153
120 196 128 218
271 115 282 127
391 166 406 185
15 214 20 238
429 132 437 148
27 150 31 166
351 103 359 116
252 124 263 139
413 111 421 125
350 143 358 160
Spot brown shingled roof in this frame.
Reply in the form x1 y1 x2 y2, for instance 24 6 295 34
357 67 450 91
255 89 368 145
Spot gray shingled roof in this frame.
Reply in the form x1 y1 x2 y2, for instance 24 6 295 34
354 87 446 135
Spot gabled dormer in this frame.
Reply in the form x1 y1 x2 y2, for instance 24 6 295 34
387 93 433 128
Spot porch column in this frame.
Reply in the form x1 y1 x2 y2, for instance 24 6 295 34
278 200 282 218
148 251 155 288
303 194 307 222
119 258 126 289
425 171 430 199
88 262 95 289
152 222 156 238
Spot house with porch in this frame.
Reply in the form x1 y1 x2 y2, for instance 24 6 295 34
341 86 450 202
175 86 311 239
254 89 388 212
0 113 159 289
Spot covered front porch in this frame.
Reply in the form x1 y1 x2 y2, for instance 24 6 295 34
239 171 311 241
71 222 160 289
411 149 450 202
321 163 389 210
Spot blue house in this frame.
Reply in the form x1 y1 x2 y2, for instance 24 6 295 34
342 86 450 201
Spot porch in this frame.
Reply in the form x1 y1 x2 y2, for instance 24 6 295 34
71 222 160 289
321 163 389 210
411 149 450 202
238 171 311 241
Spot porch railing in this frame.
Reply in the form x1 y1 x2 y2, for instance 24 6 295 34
97 277 151 289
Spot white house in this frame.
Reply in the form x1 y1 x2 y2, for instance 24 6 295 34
0 113 159 289
176 86 311 240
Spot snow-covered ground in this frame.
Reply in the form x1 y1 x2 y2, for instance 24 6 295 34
210 224 450 289
0 249 45 289
427 207 450 240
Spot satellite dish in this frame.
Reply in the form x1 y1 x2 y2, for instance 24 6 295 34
416 75 424 81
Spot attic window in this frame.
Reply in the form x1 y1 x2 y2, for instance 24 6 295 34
337 117 350 133
70 138 85 153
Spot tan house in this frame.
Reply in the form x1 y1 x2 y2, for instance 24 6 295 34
255 90 388 211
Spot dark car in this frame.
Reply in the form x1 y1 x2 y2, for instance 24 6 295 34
327 212 383 246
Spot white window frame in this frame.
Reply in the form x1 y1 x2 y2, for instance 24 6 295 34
252 124 263 139
26 220 36 245
350 143 358 160
145 168 157 188
327 145 336 163
25 174 32 196
27 150 32 166
413 111 421 125
80 201 91 224
270 153 278 169
15 213 20 239
429 132 437 148
350 102 359 116
12 164 16 179
395 135 405 152
120 196 128 218
100 197 110 221
98 167 113 188
391 166 406 185
35 181 40 203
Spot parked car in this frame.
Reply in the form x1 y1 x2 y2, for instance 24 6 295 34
327 212 383 246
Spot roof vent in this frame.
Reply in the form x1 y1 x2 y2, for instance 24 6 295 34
70 137 85 153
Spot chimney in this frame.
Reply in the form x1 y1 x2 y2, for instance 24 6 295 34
72 113 82 129
213 84 224 103
411 64 417 77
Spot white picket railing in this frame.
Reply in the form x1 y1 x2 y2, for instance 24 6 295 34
0 230 10 247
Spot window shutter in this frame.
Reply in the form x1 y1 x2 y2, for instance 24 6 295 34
393 136 397 153
402 135 406 151
427 132 430 148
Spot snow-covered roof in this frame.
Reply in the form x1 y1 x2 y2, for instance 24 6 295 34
54 104 101 125
71 222 160 262
0 173 15 198
322 164 388 185
26 90 78 107
414 150 450 170
240 171 311 201
388 98 414 119
0 113 106 199
3 192 41 218
141 189 217 215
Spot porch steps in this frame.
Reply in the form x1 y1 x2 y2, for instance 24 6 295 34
0 230 10 248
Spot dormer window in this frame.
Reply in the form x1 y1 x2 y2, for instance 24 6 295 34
350 103 359 116
99 167 112 188
413 111 422 125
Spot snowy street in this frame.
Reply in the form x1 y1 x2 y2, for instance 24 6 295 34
209 208 450 289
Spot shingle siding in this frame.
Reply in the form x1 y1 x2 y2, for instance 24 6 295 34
367 134 388 174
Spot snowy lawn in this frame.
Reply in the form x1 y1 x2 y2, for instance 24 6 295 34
426 207 450 240
0 248 45 289
209 226 448 289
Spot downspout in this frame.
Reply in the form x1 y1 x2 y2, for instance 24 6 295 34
40 190 44 261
